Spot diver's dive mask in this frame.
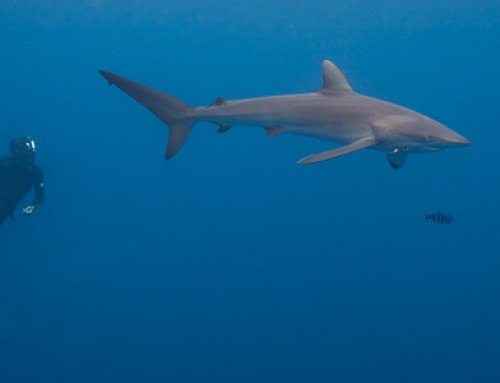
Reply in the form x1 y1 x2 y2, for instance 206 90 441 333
10 136 37 164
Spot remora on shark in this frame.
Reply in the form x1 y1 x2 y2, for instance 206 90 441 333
99 60 469 169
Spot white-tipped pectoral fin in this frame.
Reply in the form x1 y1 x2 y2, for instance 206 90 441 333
297 137 378 165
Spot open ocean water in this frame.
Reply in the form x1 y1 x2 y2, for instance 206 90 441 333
1 1 499 382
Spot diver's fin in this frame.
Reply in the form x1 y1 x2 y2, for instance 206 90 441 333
320 60 353 94
99 69 196 159
297 137 377 165
387 149 407 169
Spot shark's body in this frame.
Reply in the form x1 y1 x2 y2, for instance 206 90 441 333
99 60 469 168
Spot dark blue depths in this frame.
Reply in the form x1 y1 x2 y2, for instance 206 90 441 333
1 1 499 382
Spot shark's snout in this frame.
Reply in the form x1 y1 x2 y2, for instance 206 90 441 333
431 125 471 148
446 133 470 146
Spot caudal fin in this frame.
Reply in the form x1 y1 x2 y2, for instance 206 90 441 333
99 69 195 159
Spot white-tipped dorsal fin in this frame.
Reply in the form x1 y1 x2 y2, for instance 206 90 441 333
320 60 353 93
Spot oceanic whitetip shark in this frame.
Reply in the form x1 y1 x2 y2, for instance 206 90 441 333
99 60 469 169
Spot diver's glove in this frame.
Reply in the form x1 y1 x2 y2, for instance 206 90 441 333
22 205 37 216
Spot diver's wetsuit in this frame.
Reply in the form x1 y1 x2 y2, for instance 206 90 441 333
0 156 44 225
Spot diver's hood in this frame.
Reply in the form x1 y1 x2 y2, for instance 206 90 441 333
10 136 36 163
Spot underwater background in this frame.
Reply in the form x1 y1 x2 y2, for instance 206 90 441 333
1 1 499 382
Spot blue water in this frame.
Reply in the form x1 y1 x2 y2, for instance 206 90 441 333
1 1 500 382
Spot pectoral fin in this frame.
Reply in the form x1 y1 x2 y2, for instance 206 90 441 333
297 137 378 165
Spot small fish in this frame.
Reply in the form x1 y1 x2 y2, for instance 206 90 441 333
425 211 455 224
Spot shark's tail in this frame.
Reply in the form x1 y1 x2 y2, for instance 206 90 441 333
99 70 195 159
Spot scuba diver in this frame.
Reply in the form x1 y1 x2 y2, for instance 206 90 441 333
0 136 44 226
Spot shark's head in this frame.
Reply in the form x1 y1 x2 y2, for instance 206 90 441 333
377 113 470 152
417 116 470 149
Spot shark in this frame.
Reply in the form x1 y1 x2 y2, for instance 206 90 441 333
99 60 469 169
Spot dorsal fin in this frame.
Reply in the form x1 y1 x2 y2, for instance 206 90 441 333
209 97 226 107
320 60 353 93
